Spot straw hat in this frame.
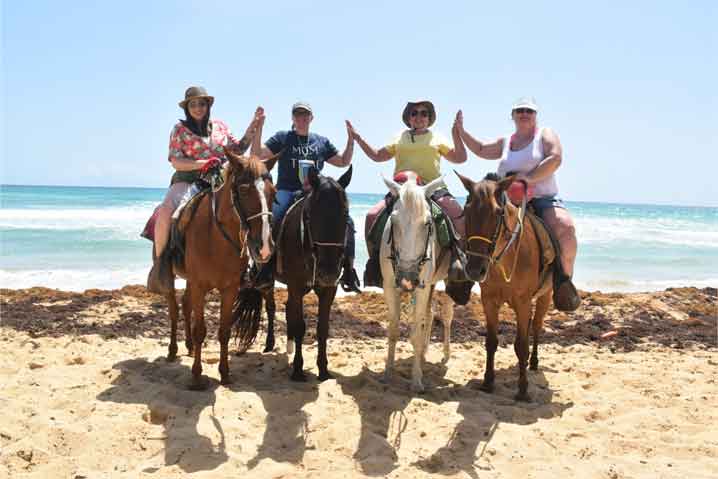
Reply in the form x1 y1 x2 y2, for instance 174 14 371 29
402 100 436 127
178 86 215 109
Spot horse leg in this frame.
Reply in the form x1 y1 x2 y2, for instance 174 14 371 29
513 299 533 402
167 287 179 361
531 292 551 371
287 289 307 382
263 287 276 353
440 297 454 365
383 287 401 383
188 283 209 390
218 288 235 385
316 287 337 381
479 295 500 393
182 287 193 355
422 290 434 364
410 287 432 393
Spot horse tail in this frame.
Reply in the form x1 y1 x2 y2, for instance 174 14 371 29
232 287 264 354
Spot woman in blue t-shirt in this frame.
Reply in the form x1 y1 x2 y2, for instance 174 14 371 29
251 102 360 292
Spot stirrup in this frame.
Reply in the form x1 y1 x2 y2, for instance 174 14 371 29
147 250 173 295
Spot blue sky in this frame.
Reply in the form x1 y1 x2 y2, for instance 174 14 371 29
2 1 716 206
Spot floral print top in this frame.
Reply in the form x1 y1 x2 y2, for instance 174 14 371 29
167 119 249 184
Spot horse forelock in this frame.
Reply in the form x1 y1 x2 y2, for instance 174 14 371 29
398 180 429 219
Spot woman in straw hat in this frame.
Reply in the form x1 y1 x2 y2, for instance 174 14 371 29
348 100 467 287
146 85 262 294
456 97 580 310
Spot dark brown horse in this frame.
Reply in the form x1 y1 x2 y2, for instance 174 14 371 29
457 172 554 401
166 150 277 390
240 166 353 382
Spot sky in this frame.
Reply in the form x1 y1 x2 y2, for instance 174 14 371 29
2 1 716 206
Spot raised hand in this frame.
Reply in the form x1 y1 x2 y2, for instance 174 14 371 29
453 110 464 134
346 120 358 141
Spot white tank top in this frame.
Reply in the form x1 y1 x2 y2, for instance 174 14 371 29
497 127 558 197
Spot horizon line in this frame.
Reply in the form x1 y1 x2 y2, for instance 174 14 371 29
1 183 716 209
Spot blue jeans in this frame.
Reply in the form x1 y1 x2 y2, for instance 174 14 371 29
273 189 356 259
530 195 566 219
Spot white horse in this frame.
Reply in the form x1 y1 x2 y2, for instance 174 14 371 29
380 172 455 393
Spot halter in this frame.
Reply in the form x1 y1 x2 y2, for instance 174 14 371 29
300 187 348 288
465 187 526 282
387 206 434 289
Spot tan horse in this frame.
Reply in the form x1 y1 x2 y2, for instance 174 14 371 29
167 150 277 390
457 172 553 401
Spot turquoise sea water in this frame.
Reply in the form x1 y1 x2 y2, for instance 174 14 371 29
1 184 716 292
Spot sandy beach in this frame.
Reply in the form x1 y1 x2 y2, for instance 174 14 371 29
1 285 716 478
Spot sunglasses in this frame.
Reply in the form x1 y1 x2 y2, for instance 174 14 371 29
513 108 536 115
410 109 430 118
188 100 208 109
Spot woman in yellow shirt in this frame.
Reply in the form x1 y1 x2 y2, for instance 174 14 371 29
348 100 467 286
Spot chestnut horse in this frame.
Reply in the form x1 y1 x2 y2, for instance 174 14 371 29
167 150 277 390
238 166 353 382
457 172 553 401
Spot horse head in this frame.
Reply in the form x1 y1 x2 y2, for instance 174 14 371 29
382 172 444 292
302 165 352 287
224 147 278 264
456 171 516 282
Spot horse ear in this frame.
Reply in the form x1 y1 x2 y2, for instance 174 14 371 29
382 174 400 196
308 166 320 191
423 175 445 199
455 170 475 196
263 151 279 172
223 146 242 170
337 165 352 190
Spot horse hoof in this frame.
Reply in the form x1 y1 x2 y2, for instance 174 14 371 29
411 382 425 394
478 381 495 393
515 391 532 402
529 361 539 371
188 376 209 391
318 371 334 382
166 353 177 362
290 370 308 382
381 371 392 384
263 343 275 353
220 375 233 386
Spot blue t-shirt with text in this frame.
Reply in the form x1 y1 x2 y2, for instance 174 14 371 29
266 130 339 191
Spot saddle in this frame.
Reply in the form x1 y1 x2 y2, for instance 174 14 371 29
168 185 211 275
524 208 556 298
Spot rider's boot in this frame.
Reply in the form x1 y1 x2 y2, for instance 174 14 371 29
553 273 581 311
340 256 361 293
147 247 173 295
251 256 275 291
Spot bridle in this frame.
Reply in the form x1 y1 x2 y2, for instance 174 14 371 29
387 205 434 289
465 186 526 282
300 185 348 287
210 167 273 263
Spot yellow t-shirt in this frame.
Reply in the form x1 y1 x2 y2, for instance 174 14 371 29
384 130 452 182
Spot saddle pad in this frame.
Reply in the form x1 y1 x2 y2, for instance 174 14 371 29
525 211 556 271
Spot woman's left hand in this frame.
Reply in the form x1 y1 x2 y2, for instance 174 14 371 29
453 110 464 134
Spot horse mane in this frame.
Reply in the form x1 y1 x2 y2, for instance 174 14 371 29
222 155 267 183
483 172 500 181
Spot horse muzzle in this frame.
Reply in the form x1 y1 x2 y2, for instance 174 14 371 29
249 238 274 264
465 258 489 283
395 269 423 292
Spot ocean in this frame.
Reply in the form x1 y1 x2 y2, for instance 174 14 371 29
1 184 716 293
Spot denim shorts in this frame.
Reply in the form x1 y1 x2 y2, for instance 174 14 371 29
530 195 566 218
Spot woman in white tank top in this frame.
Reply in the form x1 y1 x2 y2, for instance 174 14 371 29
457 97 580 309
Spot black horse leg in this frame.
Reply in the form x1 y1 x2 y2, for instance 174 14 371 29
287 289 307 381
316 287 337 381
263 287 276 353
